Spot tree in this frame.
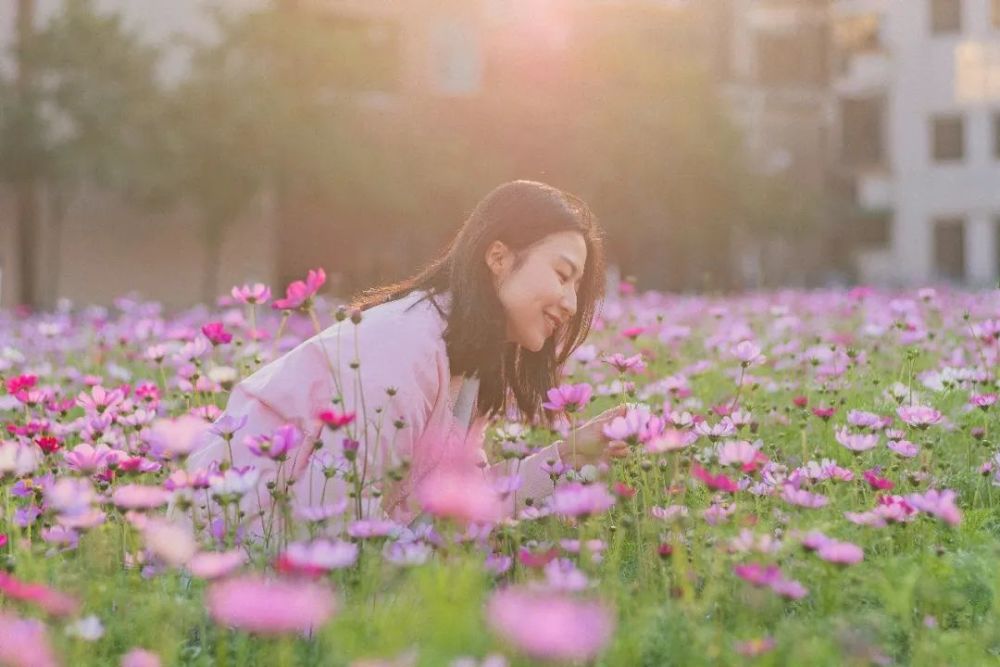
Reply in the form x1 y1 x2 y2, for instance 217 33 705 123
0 0 163 307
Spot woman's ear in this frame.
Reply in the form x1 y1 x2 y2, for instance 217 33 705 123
484 240 512 280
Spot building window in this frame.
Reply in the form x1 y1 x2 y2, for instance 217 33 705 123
934 217 966 281
430 17 482 96
841 97 885 166
755 25 829 87
855 209 892 249
931 0 962 34
931 115 965 162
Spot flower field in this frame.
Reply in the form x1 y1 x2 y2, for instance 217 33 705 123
1 279 999 666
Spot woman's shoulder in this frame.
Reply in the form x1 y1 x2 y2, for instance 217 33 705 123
315 289 448 361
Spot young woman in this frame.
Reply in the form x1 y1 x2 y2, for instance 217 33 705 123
190 180 626 526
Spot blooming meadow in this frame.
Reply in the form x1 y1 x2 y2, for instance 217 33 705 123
1 277 1000 666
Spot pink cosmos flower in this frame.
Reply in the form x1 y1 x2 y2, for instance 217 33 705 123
694 418 737 442
887 439 919 458
207 576 337 635
897 405 943 429
281 540 359 573
76 385 125 416
62 443 120 472
781 485 828 509
46 477 97 517
0 441 40 476
716 440 760 467
208 467 260 498
691 463 739 493
121 648 161 667
732 562 781 587
141 519 197 567
486 587 614 662
602 353 645 374
703 501 737 525
0 613 59 667
835 428 879 453
347 519 398 539
541 558 590 592
847 410 891 430
817 540 864 565
231 283 272 305
845 495 917 527
146 415 211 459
905 489 962 526
549 483 616 518
271 268 326 310
650 505 689 521
0 572 80 616
186 550 247 580
731 340 765 367
541 383 593 413
293 500 349 523
201 322 233 346
970 393 997 410
644 428 697 454
111 484 173 510
734 561 809 598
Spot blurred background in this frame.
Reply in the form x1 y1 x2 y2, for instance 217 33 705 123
0 0 999 310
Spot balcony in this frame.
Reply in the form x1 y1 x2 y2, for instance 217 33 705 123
834 51 890 96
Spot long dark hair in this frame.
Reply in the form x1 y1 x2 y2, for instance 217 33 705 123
351 180 606 424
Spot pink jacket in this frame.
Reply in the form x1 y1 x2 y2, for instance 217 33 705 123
189 290 562 524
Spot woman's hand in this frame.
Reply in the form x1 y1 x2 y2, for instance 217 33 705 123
557 404 630 469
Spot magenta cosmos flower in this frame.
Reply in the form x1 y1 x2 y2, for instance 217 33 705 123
206 576 336 635
897 405 943 429
486 587 615 662
541 383 593 413
272 268 326 310
245 424 302 460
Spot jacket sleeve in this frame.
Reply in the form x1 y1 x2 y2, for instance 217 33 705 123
188 307 441 525
488 440 564 517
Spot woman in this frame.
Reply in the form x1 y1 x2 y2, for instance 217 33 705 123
190 180 625 527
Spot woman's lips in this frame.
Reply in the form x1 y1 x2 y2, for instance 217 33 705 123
544 313 559 335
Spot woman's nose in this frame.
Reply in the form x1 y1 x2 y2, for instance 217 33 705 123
560 287 577 318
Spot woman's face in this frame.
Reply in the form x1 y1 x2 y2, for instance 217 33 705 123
486 230 588 353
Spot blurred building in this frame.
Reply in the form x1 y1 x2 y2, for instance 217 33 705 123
832 0 1000 286
0 0 273 310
